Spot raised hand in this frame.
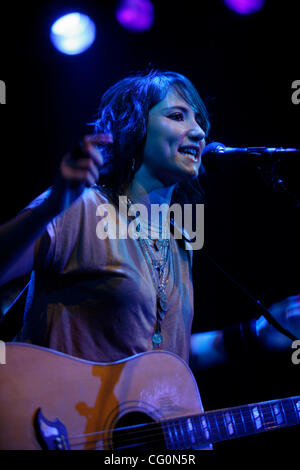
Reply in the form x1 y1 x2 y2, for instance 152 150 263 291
45 133 113 216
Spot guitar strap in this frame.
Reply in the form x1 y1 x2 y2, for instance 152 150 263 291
0 275 30 340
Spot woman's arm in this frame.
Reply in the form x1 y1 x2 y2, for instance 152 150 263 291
190 294 300 371
190 329 228 370
255 294 300 351
0 135 109 286
0 204 54 286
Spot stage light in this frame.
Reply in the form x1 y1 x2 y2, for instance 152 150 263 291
50 13 96 55
116 0 154 32
223 0 265 15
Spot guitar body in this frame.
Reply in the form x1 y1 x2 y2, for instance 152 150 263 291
0 343 209 450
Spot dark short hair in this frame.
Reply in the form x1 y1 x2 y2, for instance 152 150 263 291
93 69 210 202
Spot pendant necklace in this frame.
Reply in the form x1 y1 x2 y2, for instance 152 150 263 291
127 197 170 348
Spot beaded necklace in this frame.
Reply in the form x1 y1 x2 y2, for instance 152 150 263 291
127 197 170 348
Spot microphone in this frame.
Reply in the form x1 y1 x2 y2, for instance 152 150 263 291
201 142 300 167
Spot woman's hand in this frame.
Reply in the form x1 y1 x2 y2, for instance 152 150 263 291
256 294 300 351
268 294 300 339
44 133 112 217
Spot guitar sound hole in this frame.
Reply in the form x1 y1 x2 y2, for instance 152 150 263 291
112 412 165 450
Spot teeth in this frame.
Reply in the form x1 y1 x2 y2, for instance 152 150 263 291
179 147 198 161
179 147 197 156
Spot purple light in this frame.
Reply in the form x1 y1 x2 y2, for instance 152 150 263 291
223 0 265 15
116 0 154 32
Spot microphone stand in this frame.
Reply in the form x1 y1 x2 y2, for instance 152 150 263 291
200 151 299 343
201 250 298 343
256 159 300 210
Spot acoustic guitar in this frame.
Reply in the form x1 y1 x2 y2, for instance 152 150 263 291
0 342 299 450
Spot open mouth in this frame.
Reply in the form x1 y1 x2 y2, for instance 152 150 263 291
178 145 199 162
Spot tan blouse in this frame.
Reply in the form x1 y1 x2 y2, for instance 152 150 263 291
18 188 194 364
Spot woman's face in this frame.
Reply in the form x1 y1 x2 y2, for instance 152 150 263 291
141 87 206 185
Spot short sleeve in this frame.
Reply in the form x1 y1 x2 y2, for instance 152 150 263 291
18 188 57 270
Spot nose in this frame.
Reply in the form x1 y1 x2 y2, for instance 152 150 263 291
187 121 206 144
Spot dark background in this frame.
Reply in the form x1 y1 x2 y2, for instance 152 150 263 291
0 0 299 454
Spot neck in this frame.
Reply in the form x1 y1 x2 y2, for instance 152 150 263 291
127 166 176 212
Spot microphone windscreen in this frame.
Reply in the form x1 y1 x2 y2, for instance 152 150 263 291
201 142 227 173
201 142 225 157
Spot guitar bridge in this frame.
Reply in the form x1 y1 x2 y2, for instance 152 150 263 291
34 408 70 450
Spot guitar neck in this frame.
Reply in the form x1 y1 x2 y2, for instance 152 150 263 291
163 396 300 449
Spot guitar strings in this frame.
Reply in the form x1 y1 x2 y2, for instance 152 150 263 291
68 406 298 442
69 416 296 450
67 417 290 450
65 407 298 449
67 401 299 440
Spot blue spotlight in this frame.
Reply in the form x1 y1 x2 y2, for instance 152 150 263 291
50 13 96 55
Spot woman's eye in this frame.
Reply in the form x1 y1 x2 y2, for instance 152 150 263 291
168 112 184 121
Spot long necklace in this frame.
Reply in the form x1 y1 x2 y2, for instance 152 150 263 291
127 197 170 348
